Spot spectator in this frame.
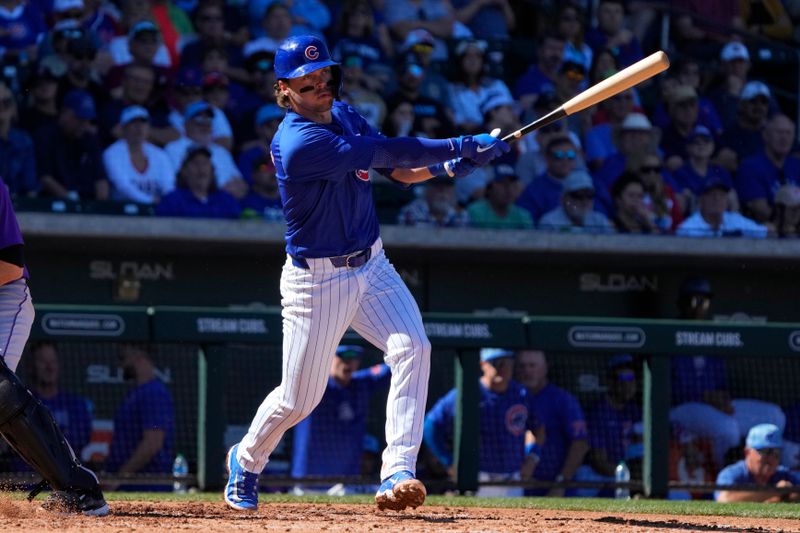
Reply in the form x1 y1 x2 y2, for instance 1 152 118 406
514 349 589 496
773 185 800 238
233 46 277 141
243 3 294 56
740 0 792 41
102 106 175 204
0 0 46 63
576 354 642 496
200 71 236 151
448 39 513 134
38 20 89 79
467 163 532 229
57 33 106 107
584 89 635 171
594 112 657 196
710 42 752 130
237 103 282 184
539 169 614 233
717 81 771 173
18 65 61 133
99 63 178 147
108 19 171 74
181 2 247 83
384 0 458 62
385 55 455 139
0 81 38 196
156 144 241 219
672 0 743 54
669 278 784 466
554 60 588 136
164 101 246 198
425 348 541 497
105 343 175 485
736 114 800 224
610 172 662 234
585 0 643 69
652 58 722 136
636 152 683 232
33 89 109 200
330 0 393 89
660 86 703 172
148 0 194 67
673 125 735 217
555 3 592 73
396 29 452 105
82 0 120 49
339 54 387 130
168 67 233 149
715 424 799 503
25 342 93 462
397 175 470 227
513 33 564 115
248 0 331 39
291 345 390 494
452 0 515 40
516 136 579 223
239 156 282 222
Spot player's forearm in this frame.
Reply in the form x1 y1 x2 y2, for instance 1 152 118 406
371 136 460 169
390 167 434 184
559 439 589 480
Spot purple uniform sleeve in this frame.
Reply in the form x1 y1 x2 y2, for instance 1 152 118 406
0 181 24 250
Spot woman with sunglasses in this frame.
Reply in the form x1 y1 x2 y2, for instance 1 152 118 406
635 152 682 232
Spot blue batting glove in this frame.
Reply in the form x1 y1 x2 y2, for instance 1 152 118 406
458 133 511 166
428 158 477 179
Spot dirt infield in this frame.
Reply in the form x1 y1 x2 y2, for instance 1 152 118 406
1 500 798 532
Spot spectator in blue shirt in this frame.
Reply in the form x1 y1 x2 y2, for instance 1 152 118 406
237 103 283 184
736 114 800 224
538 169 614 233
0 81 38 195
33 89 110 200
515 349 588 496
291 345 390 494
156 144 242 219
425 348 542 497
716 424 800 503
677 175 767 238
0 0 47 62
585 0 643 69
673 125 734 217
106 343 174 486
451 0 515 40
514 33 564 116
240 156 283 222
516 136 579 223
716 81 771 174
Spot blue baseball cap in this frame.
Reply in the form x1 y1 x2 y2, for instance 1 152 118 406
62 89 96 120
746 423 782 450
255 103 284 127
700 174 732 194
688 124 713 142
679 277 713 297
184 100 213 121
480 347 514 363
119 105 149 125
492 163 517 182
336 345 364 359
129 20 159 40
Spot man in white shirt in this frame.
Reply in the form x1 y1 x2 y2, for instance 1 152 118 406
165 101 248 198
102 106 175 204
677 176 768 238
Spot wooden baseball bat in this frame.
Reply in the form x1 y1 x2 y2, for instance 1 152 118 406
501 51 670 143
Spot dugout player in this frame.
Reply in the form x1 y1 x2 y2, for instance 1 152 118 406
224 35 510 512
291 345 390 494
0 177 108 515
424 348 542 497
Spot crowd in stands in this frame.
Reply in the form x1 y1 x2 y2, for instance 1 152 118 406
2 0 800 237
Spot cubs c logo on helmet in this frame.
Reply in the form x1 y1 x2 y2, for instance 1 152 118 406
304 46 319 60
356 169 370 181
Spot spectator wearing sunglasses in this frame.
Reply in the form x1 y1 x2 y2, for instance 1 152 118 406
467 163 532 230
539 170 613 233
516 136 580 223
554 59 589 136
715 424 799 503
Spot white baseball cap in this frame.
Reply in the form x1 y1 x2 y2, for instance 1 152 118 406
119 105 150 125
54 0 84 12
740 81 770 101
720 42 750 62
621 112 652 131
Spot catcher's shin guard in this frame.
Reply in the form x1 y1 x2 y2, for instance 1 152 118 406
0 361 100 492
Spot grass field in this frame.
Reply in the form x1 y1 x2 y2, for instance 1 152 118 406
98 492 800 520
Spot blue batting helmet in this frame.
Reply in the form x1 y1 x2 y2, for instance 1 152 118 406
274 35 342 96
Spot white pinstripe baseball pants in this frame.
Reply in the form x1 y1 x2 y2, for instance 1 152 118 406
0 278 34 373
237 238 431 481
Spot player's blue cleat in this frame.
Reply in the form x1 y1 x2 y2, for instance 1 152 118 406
374 470 426 511
224 444 259 511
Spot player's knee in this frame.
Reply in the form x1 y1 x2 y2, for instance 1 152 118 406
0 361 33 427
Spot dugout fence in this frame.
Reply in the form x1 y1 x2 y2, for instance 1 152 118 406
16 304 800 499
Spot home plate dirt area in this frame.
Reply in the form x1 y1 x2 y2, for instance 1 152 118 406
0 500 798 532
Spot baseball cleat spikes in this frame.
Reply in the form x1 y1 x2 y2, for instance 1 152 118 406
375 470 426 511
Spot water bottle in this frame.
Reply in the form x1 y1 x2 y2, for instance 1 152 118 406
614 460 630 500
172 453 189 494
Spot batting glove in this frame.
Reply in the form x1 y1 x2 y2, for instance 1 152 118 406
428 158 477 179
458 133 511 167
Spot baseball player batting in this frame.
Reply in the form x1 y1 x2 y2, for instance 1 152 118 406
224 34 509 512
0 176 108 515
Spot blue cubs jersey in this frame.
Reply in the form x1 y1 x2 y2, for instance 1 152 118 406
425 380 540 475
291 364 391 477
271 101 385 259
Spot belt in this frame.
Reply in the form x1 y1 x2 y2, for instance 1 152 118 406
291 247 372 269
